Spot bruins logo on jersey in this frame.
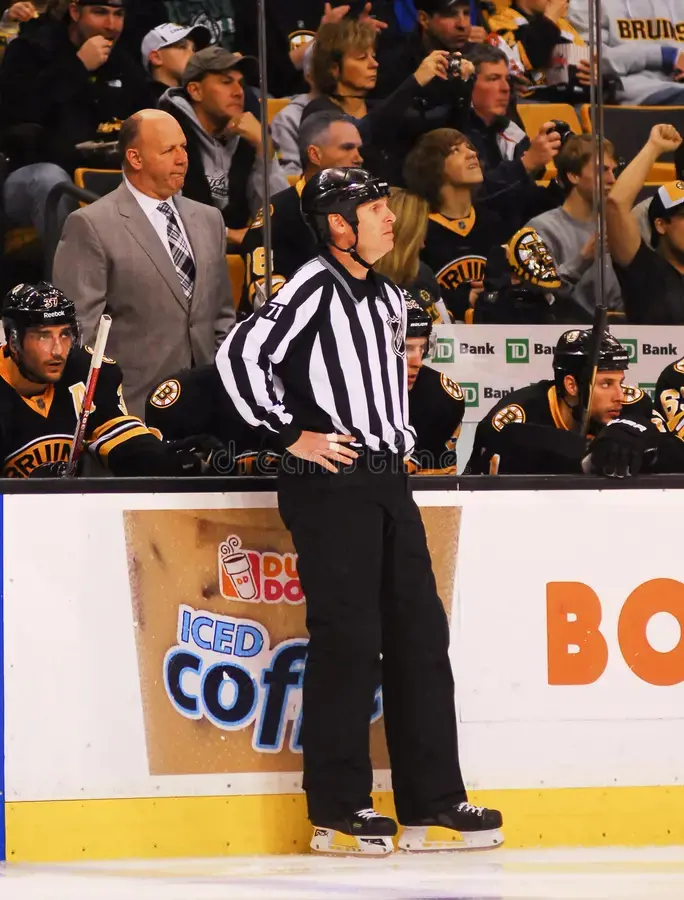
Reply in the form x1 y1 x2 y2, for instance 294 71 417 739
674 359 684 375
440 373 464 401
249 205 275 230
492 403 526 432
616 18 684 41
622 385 644 404
288 28 315 51
436 257 486 291
84 345 116 364
3 434 72 477
150 379 181 409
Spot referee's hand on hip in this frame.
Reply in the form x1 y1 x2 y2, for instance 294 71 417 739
287 432 359 474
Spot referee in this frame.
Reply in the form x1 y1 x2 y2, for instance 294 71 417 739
216 167 502 856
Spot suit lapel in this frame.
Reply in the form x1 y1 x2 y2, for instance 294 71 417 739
175 195 206 305
115 184 189 313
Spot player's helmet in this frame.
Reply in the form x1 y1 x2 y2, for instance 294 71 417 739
404 289 435 358
2 282 79 343
301 167 390 249
552 329 629 395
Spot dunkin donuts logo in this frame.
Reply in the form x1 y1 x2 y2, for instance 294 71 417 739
219 535 304 604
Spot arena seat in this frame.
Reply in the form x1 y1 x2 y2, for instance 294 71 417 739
580 105 683 183
73 168 122 197
266 98 290 124
226 254 245 308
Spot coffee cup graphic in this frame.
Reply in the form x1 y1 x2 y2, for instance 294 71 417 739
220 535 258 601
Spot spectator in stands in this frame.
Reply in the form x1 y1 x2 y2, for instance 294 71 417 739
373 187 450 322
526 135 623 317
0 0 153 239
607 124 684 324
0 1 41 47
118 0 237 61
374 0 487 98
569 0 684 105
239 110 363 317
462 43 561 228
271 44 317 177
484 0 586 98
141 22 210 103
159 46 288 247
633 142 684 248
234 0 387 99
303 17 470 183
403 127 509 321
52 109 235 416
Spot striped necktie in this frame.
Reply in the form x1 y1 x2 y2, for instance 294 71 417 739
157 201 196 301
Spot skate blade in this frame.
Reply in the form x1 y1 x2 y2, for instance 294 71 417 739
398 825 504 852
310 827 394 857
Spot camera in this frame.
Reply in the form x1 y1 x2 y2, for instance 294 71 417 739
446 52 472 81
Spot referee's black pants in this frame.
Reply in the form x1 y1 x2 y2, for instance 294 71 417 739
278 457 467 826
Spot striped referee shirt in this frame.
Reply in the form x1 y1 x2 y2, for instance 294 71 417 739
216 252 416 455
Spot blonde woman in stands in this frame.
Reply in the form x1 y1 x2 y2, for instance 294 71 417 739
374 187 451 323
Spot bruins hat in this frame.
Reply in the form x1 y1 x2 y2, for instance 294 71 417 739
648 180 684 226
506 226 561 290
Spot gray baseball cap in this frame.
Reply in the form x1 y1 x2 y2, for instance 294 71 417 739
141 23 211 71
182 46 258 87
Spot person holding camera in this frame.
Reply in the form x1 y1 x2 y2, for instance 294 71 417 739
301 16 473 184
461 43 561 229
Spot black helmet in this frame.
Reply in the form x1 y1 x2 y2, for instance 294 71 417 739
3 281 78 334
553 329 629 394
301 167 390 260
403 289 434 358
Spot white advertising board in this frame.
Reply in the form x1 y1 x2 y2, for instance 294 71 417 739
4 489 684 803
429 325 683 422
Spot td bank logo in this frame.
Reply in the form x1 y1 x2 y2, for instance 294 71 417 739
620 339 638 363
506 338 529 363
461 383 479 407
434 337 454 363
639 383 656 401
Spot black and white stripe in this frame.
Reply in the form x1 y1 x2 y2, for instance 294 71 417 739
216 256 416 455
158 201 195 301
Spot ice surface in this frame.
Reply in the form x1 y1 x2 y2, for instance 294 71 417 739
2 847 684 900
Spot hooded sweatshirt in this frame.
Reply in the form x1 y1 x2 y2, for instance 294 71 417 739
569 0 684 104
271 92 312 176
160 87 288 227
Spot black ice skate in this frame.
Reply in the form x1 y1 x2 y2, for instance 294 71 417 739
310 807 398 856
398 801 504 851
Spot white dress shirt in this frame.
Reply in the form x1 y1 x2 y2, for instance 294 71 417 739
123 176 195 265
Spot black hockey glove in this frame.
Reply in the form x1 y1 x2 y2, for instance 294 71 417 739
28 461 68 478
165 435 227 476
585 417 660 478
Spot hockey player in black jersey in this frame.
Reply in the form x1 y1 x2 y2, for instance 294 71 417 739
0 282 198 478
404 295 464 474
145 364 280 475
654 357 684 438
466 329 665 477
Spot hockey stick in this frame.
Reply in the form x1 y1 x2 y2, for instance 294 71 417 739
578 304 608 437
64 314 112 478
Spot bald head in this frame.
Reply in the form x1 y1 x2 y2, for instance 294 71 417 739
120 110 188 201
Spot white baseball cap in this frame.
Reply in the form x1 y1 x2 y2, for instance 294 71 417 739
141 23 212 70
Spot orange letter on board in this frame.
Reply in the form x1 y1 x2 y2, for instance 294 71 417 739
618 578 684 686
547 582 609 685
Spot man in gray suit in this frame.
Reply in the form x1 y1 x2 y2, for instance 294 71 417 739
52 109 235 417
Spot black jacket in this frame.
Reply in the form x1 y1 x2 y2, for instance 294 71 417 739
159 92 257 229
0 19 153 175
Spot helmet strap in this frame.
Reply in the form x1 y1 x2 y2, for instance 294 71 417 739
330 222 372 270
7 329 47 385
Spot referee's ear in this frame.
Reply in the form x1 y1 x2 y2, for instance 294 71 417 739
328 213 348 241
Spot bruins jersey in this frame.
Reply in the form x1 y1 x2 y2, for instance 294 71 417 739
0 346 166 478
654 357 684 438
420 205 508 321
484 3 584 86
238 181 317 320
145 364 279 475
408 366 465 474
466 379 656 475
